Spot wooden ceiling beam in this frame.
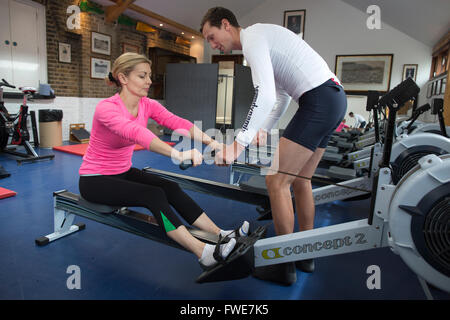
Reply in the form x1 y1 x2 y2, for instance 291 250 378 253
108 0 203 37
105 0 136 23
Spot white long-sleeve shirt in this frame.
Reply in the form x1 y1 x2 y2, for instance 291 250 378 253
236 23 338 147
353 114 366 127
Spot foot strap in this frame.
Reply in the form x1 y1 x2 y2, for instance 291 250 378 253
212 234 230 266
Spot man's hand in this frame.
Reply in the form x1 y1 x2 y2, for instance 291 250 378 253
251 129 268 147
208 140 225 151
214 141 245 167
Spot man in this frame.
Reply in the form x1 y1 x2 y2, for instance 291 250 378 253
348 112 367 132
201 7 347 284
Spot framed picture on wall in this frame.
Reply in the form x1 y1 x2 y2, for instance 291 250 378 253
90 57 110 79
91 32 111 55
402 64 418 81
58 42 71 63
335 54 393 94
283 10 306 39
122 43 140 54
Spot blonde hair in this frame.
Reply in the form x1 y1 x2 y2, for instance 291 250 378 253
105 52 152 88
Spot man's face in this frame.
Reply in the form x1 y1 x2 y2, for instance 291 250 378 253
202 20 234 53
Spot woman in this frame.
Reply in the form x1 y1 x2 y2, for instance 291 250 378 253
79 52 248 270
335 119 349 132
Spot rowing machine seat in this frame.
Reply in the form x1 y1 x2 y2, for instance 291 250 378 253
78 196 122 214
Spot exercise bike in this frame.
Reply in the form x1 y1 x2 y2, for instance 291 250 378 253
0 79 54 164
0 79 15 178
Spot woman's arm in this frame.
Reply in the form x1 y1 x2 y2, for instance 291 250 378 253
148 137 203 166
148 99 222 150
188 124 223 150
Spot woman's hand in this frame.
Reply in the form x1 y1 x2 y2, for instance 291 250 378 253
180 149 203 167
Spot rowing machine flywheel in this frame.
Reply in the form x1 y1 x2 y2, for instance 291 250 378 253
388 154 450 292
390 133 450 184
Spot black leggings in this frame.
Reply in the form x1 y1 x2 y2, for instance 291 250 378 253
79 168 204 233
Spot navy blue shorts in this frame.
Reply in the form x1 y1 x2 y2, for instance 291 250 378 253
282 79 347 151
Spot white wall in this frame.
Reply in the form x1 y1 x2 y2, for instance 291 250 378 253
4 97 100 143
231 0 434 129
4 96 168 144
190 37 205 63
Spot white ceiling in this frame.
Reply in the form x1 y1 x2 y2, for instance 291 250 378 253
92 0 450 47
341 0 450 47
133 0 266 31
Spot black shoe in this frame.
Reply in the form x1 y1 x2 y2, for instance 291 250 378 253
295 259 315 273
252 262 297 286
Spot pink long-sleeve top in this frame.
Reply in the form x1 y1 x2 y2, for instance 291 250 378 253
79 93 193 175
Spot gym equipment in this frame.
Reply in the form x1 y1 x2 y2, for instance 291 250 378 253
35 190 267 283
324 96 450 182
397 98 449 137
231 131 450 212
232 143 381 210
0 80 13 179
390 132 450 184
0 164 10 179
236 134 449 208
410 98 449 137
0 79 54 164
0 186 16 199
320 91 384 179
36 78 449 295
198 78 450 294
69 123 90 144
162 78 450 293
147 93 450 218
395 103 430 136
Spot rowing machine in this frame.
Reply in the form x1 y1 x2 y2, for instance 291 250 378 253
36 78 449 293
197 78 450 294
35 190 267 283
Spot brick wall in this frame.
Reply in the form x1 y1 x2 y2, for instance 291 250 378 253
40 0 190 98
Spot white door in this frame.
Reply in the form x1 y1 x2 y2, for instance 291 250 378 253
0 0 13 84
9 0 40 88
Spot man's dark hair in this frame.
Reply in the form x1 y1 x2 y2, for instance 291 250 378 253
349 112 354 116
200 7 240 33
